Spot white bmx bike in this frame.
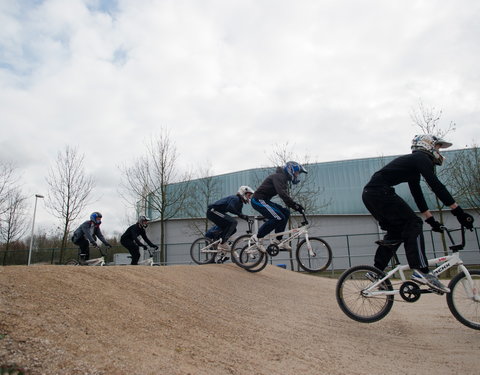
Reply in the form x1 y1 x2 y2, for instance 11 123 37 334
336 226 480 330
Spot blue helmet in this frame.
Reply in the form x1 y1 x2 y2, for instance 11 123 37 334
284 161 307 185
90 212 102 225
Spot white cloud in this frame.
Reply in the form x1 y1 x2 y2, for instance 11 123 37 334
1 0 479 234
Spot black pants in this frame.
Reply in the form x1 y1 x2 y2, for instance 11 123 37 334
362 186 429 273
206 209 237 244
121 238 140 265
74 238 91 261
251 198 289 239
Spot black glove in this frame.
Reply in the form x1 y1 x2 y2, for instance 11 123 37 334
425 217 443 233
142 245 148 250
292 203 304 213
153 245 159 251
239 214 248 221
452 206 474 229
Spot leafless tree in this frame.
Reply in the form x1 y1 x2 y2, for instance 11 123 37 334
184 164 222 237
410 99 456 138
447 145 480 216
0 188 29 265
119 129 191 264
45 146 95 263
0 161 18 216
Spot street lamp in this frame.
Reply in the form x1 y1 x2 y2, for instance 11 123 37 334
28 194 44 266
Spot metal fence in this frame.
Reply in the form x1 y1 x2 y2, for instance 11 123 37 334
2 228 479 272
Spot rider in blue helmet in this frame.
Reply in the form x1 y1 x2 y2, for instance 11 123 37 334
71 212 112 262
251 161 307 252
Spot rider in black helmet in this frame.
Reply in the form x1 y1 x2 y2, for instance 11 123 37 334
120 215 158 265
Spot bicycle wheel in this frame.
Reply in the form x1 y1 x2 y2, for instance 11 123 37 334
336 265 394 323
231 235 265 270
446 269 480 330
190 237 216 265
65 259 80 265
296 237 332 272
240 245 268 273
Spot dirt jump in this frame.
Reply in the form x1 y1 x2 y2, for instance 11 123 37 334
1 264 479 375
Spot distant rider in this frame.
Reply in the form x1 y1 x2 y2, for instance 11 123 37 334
71 212 112 262
121 216 158 265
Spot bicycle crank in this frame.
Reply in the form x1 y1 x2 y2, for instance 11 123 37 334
399 281 421 302
266 244 280 256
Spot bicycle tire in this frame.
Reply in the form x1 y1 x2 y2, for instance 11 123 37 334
231 234 265 270
446 269 480 330
190 237 217 265
336 265 394 323
65 259 80 266
296 237 332 272
240 245 268 273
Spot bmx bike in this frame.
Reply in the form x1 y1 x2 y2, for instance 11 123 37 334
230 211 332 273
335 226 480 330
65 246 108 266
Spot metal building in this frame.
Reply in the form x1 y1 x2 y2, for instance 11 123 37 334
145 149 479 269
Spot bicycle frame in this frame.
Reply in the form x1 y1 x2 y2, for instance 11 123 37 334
364 227 477 298
247 212 314 256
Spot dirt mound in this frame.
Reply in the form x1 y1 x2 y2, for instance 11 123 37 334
0 264 479 375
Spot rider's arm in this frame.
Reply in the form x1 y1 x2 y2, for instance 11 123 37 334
139 228 156 247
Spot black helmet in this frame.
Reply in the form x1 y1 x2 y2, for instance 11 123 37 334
138 215 150 228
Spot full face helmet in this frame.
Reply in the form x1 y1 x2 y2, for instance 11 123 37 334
138 215 150 228
284 161 308 184
237 186 255 203
411 134 452 165
90 212 102 225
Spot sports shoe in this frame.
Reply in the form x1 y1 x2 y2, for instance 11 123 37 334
272 239 292 251
251 234 266 253
217 242 231 252
411 270 450 293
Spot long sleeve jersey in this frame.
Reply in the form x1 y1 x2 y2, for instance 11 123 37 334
207 195 244 216
364 151 455 212
72 220 110 245
252 167 296 208
121 224 156 247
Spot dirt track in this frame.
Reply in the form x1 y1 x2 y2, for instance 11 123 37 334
0 264 479 375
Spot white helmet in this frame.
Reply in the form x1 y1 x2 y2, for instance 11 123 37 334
237 186 254 203
411 134 452 165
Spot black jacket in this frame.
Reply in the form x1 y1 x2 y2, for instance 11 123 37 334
253 167 296 208
121 224 155 247
365 151 455 212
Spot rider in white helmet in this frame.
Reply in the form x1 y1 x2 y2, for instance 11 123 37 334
362 134 474 293
206 186 254 260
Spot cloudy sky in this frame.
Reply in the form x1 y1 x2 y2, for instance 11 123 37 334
1 0 479 236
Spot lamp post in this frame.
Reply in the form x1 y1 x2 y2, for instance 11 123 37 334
28 194 44 266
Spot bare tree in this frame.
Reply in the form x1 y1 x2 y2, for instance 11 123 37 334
119 129 191 264
0 188 29 264
185 164 222 237
0 161 18 216
447 145 480 216
45 146 95 263
410 99 456 137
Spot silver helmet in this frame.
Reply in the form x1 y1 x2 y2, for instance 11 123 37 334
411 134 452 165
237 186 254 203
